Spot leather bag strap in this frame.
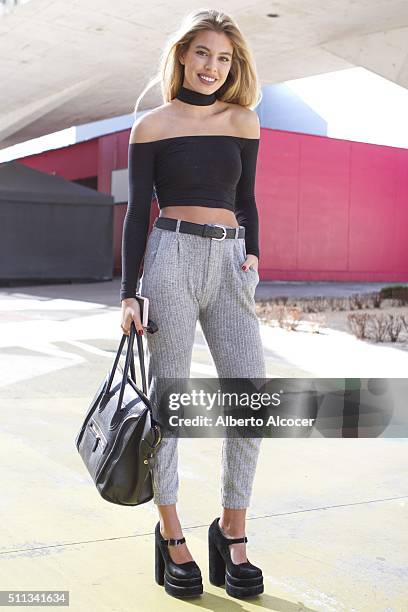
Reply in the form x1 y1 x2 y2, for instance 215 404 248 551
103 322 148 412
126 325 147 395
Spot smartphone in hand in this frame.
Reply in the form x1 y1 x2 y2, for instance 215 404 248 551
135 294 149 327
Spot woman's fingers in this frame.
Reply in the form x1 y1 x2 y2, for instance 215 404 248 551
120 303 143 336
121 322 143 336
132 315 144 335
120 323 129 336
241 256 259 272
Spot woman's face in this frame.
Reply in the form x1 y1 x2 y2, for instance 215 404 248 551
179 30 233 93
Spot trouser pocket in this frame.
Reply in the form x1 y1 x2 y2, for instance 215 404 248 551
143 228 165 276
236 239 259 285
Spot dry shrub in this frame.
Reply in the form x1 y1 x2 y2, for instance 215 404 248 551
347 312 407 342
347 313 372 339
300 297 328 313
385 313 404 342
256 294 407 341
370 313 390 342
263 292 383 313
255 302 302 330
349 292 382 310
282 306 302 331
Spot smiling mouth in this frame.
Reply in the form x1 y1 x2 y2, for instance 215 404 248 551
198 74 217 83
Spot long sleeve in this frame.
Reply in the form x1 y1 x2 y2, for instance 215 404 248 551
234 138 260 259
120 142 156 302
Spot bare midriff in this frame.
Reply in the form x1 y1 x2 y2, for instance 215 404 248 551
160 205 239 228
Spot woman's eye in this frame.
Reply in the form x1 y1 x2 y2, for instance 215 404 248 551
196 51 230 62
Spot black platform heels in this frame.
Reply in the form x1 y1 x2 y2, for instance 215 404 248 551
208 517 264 599
154 521 203 598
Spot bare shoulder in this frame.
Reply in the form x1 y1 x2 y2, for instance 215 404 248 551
129 106 168 144
231 105 260 139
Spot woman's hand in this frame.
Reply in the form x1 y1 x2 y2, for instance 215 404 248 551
121 298 144 336
241 254 259 273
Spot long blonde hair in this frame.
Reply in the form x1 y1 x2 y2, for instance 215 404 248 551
133 8 261 116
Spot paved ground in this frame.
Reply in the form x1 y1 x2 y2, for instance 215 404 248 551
0 278 407 612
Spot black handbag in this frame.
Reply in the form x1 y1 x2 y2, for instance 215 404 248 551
75 320 162 506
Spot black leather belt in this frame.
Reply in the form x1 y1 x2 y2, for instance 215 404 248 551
154 216 245 241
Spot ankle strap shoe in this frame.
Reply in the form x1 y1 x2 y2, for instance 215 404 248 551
154 522 203 599
208 517 264 599
161 536 186 546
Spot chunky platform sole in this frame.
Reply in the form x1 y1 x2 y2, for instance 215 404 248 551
208 527 264 598
155 535 203 598
226 570 264 598
164 572 203 598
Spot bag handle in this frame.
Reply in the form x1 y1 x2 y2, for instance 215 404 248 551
126 324 147 395
124 318 158 390
126 332 137 385
100 322 148 414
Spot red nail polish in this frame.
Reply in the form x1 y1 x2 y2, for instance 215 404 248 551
137 329 143 335
241 265 247 271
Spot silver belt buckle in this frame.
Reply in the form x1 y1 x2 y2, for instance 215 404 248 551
211 224 227 241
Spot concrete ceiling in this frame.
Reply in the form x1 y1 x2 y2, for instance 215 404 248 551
1 0 408 148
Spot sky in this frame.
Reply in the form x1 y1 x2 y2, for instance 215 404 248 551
285 67 408 149
0 66 407 163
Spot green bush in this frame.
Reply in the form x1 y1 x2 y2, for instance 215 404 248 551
379 285 408 302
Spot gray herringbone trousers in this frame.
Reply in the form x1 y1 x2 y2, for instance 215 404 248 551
139 219 266 509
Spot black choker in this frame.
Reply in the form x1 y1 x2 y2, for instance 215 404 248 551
176 85 217 106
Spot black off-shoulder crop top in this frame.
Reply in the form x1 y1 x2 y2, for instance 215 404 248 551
120 134 260 302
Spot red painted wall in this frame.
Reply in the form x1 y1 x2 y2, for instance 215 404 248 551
18 127 408 282
257 129 408 281
22 139 98 181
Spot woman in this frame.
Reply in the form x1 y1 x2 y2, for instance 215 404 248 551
120 8 266 601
